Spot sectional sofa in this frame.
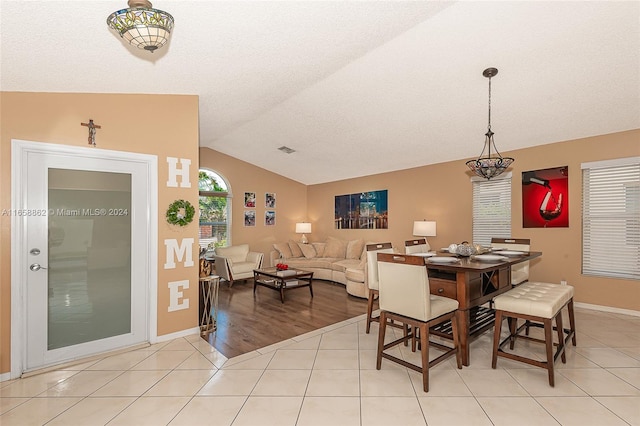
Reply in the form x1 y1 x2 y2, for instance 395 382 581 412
269 237 368 298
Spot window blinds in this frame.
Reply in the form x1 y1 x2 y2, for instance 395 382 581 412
582 157 640 280
472 174 511 247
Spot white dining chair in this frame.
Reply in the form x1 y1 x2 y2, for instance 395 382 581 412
404 238 430 254
491 237 531 285
365 242 395 333
376 253 462 392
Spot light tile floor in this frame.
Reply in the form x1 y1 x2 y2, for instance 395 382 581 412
1 307 639 425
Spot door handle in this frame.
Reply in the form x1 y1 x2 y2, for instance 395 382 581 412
29 263 47 271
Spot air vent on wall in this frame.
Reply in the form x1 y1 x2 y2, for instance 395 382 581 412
278 146 296 154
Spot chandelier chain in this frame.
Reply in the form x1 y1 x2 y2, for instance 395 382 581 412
465 67 514 180
487 76 492 131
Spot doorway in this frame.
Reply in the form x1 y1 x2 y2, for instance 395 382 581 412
11 140 157 376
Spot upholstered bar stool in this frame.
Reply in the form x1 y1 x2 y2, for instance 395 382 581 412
376 253 462 392
491 282 576 386
365 242 395 333
490 237 531 286
404 238 430 254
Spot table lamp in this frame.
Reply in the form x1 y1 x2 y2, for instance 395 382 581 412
413 220 436 248
295 222 312 244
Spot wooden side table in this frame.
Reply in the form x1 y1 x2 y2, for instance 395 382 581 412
199 275 220 335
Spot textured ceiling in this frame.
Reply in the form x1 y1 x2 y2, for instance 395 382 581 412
1 1 639 184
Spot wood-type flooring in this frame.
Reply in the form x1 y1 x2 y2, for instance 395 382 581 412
203 278 368 358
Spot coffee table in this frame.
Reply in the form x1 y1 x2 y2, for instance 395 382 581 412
253 267 314 303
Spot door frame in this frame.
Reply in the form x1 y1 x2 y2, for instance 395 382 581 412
10 139 158 378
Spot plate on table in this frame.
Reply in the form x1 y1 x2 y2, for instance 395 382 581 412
411 252 437 257
497 250 526 256
440 248 450 253
473 254 508 262
428 256 459 263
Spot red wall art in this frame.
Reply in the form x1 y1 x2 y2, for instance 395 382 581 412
522 166 569 228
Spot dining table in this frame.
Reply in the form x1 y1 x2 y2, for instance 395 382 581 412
424 250 542 366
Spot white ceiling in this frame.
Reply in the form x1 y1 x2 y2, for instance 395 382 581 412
2 1 639 185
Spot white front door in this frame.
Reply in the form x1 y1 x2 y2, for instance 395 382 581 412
11 140 157 374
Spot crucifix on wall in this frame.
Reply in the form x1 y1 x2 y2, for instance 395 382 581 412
81 119 101 146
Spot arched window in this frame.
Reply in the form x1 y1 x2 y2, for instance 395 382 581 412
199 169 231 249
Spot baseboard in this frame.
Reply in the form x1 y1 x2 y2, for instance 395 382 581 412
574 302 640 318
153 326 200 343
19 342 151 379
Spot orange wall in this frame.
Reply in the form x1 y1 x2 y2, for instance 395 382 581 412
307 130 640 311
199 148 308 257
202 130 638 312
1 92 200 374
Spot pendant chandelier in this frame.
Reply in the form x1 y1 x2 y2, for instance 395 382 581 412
107 0 174 53
466 68 514 179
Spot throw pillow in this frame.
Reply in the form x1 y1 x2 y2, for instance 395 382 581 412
324 236 347 258
312 242 326 257
288 240 304 258
273 242 293 259
346 239 365 260
299 243 317 259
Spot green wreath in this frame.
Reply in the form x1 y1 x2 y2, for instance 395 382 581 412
166 199 195 226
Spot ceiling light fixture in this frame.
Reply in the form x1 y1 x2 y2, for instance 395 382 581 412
466 68 514 180
107 0 174 53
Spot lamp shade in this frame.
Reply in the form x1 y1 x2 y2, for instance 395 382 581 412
413 220 436 237
107 0 174 53
295 222 312 234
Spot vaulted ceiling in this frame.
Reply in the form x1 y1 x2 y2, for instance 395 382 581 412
2 1 638 184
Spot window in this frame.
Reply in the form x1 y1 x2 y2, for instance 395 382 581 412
198 169 230 249
472 173 512 247
582 157 640 280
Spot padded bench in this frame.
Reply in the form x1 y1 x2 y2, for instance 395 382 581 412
491 281 576 386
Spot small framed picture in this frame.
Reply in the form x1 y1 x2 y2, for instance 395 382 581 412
265 210 276 226
244 192 256 208
265 192 276 208
244 210 256 227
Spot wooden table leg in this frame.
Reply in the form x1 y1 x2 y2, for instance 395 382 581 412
456 309 470 366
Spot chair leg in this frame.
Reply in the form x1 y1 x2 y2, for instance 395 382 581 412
403 323 410 347
420 323 429 392
555 311 566 363
450 314 462 369
376 311 387 370
543 318 555 387
411 326 418 352
508 317 517 350
567 299 577 346
366 289 376 334
492 310 503 369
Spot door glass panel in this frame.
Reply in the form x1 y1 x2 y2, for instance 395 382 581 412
48 169 132 350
